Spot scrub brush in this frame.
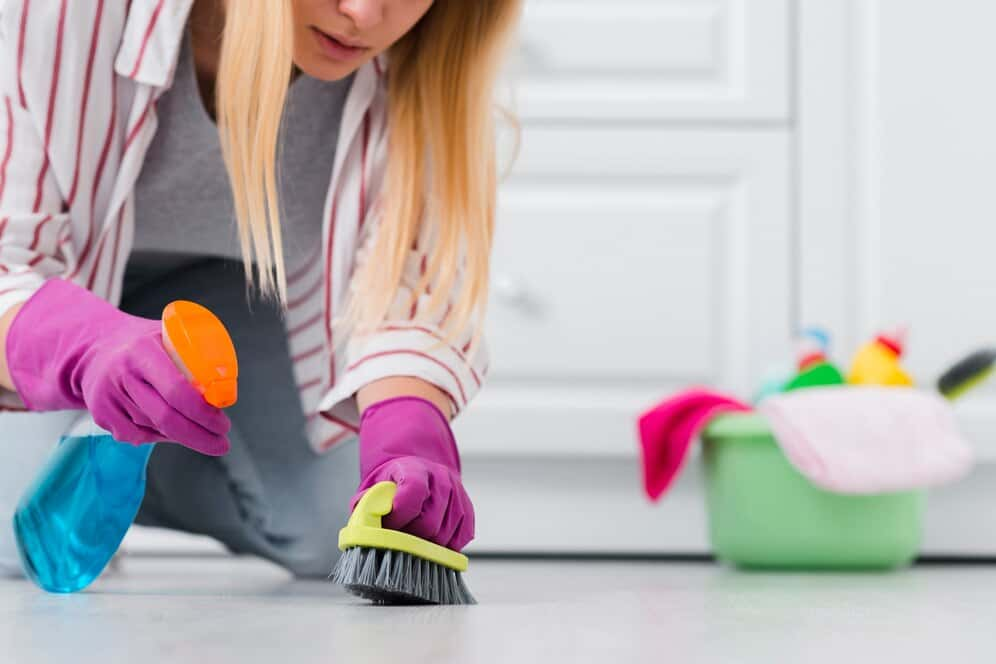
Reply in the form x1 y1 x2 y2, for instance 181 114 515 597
937 347 996 399
332 481 476 605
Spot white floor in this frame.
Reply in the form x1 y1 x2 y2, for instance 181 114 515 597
2 556 995 663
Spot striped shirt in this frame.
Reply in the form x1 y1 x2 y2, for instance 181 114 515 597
0 0 488 452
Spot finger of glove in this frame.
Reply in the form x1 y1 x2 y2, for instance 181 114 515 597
123 376 230 456
395 469 454 545
96 394 165 445
133 345 231 436
434 483 465 550
377 462 432 532
447 481 476 551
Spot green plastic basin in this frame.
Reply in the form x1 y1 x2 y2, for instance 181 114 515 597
701 413 924 570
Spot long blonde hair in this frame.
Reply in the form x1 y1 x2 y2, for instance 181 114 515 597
217 1 523 338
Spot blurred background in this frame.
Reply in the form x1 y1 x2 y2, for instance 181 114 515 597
115 0 996 558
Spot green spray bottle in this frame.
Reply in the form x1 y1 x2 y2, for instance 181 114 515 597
783 327 846 392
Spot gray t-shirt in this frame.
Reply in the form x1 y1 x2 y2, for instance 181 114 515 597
133 31 351 270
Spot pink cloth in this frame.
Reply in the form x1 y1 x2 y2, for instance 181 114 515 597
760 387 974 493
638 389 751 501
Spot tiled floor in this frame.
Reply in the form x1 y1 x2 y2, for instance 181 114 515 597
1 556 994 663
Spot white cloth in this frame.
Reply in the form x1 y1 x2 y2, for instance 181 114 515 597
759 387 974 494
0 0 487 453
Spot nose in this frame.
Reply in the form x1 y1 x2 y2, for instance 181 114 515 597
337 0 384 31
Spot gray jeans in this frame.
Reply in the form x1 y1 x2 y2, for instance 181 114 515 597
120 253 358 578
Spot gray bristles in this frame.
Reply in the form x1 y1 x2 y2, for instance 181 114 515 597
331 546 477 605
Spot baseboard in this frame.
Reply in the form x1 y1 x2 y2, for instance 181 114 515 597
460 455 996 556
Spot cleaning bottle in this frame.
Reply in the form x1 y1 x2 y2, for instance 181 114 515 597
754 363 793 403
848 327 914 387
12 301 238 593
783 328 845 392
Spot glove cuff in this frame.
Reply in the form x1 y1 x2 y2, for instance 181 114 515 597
358 395 462 473
7 279 121 411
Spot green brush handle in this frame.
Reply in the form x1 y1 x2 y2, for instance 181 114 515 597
339 481 470 572
349 480 397 529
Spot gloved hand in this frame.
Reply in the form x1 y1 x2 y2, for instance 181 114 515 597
352 396 474 551
6 279 230 456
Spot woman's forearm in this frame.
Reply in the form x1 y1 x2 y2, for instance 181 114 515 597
0 298 455 414
0 296 453 418
0 293 456 415
0 304 23 392
356 376 453 420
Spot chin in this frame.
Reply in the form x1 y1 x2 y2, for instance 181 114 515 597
294 50 368 82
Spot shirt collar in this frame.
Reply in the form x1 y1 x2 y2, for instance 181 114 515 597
115 0 194 88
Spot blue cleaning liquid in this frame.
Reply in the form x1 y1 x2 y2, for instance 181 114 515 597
13 431 154 593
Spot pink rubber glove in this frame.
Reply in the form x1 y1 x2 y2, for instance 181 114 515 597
6 279 230 456
351 396 474 551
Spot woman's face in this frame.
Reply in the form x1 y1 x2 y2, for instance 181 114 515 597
290 0 434 80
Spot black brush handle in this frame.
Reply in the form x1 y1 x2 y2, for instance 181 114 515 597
937 348 996 397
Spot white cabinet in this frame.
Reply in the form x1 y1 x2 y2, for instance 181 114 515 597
491 129 791 385
461 2 794 457
459 129 791 457
458 0 796 552
460 0 795 465
463 0 996 556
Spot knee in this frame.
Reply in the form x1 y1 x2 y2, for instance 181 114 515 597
278 536 343 579
272 503 354 579
269 439 359 579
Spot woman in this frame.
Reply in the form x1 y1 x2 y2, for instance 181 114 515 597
0 0 520 576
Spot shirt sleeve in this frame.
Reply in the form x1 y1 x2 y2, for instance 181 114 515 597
327 222 490 419
0 96 71 312
318 154 490 423
0 6 73 408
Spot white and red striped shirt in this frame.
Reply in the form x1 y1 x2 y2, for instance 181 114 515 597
0 0 488 452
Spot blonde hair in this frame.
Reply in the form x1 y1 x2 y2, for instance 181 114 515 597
216 1 523 339
216 0 294 302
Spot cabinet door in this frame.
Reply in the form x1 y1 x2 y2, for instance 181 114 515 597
798 0 996 453
456 129 792 457
511 0 791 121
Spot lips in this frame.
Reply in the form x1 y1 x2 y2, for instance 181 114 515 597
311 27 370 63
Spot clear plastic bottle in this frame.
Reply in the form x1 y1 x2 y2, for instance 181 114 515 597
13 415 154 593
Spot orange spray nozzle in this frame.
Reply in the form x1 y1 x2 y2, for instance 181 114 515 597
161 301 238 409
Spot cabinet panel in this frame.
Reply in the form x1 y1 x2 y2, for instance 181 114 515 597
458 129 792 459
511 0 792 121
488 129 792 391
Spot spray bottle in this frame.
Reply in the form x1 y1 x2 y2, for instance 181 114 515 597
783 327 845 392
12 301 238 593
848 326 914 387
